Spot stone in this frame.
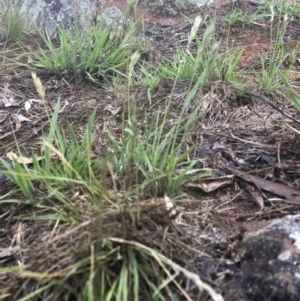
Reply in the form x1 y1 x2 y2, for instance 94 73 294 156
248 0 265 5
99 7 130 40
18 0 100 37
140 0 220 16
238 215 300 301
16 0 131 40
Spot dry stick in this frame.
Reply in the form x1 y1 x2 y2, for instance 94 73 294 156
243 91 300 125
230 130 277 149
110 237 224 301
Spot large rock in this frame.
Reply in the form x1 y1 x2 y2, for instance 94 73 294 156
16 0 131 39
101 7 130 40
140 0 220 16
238 215 300 301
18 0 99 37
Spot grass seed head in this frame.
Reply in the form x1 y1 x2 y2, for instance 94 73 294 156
127 0 138 18
31 72 45 101
188 16 202 47
128 51 140 84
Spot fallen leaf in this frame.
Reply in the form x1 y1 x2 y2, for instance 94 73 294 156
12 114 32 123
245 183 264 210
104 104 121 115
6 151 54 164
28 98 43 103
185 178 233 192
2 96 18 107
6 151 33 164
218 163 300 205
164 194 175 212
15 123 21 131
31 127 39 136
24 101 32 112
164 194 180 222
59 100 70 113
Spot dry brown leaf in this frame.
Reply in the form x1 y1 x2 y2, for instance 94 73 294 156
219 164 300 205
245 183 264 210
2 96 18 107
27 98 45 106
104 104 121 115
59 100 70 113
6 151 33 164
164 194 175 212
12 114 32 123
6 151 53 164
24 100 32 112
15 123 21 131
185 178 233 193
164 194 180 222
31 127 39 136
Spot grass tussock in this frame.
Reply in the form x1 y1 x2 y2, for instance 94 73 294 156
27 18 139 85
0 21 223 301
2 5 27 42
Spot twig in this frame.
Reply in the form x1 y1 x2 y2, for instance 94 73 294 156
243 91 300 125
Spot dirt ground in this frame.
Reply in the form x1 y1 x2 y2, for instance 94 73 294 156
1 0 300 300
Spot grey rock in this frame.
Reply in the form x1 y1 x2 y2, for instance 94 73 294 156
0 172 6 184
248 0 265 5
239 215 300 301
98 7 130 40
16 1 131 41
140 0 221 16
18 0 100 37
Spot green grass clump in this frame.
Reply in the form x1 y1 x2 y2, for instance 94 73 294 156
0 22 223 301
253 21 290 94
272 0 300 18
2 6 26 41
27 18 138 84
222 8 254 27
139 20 222 91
